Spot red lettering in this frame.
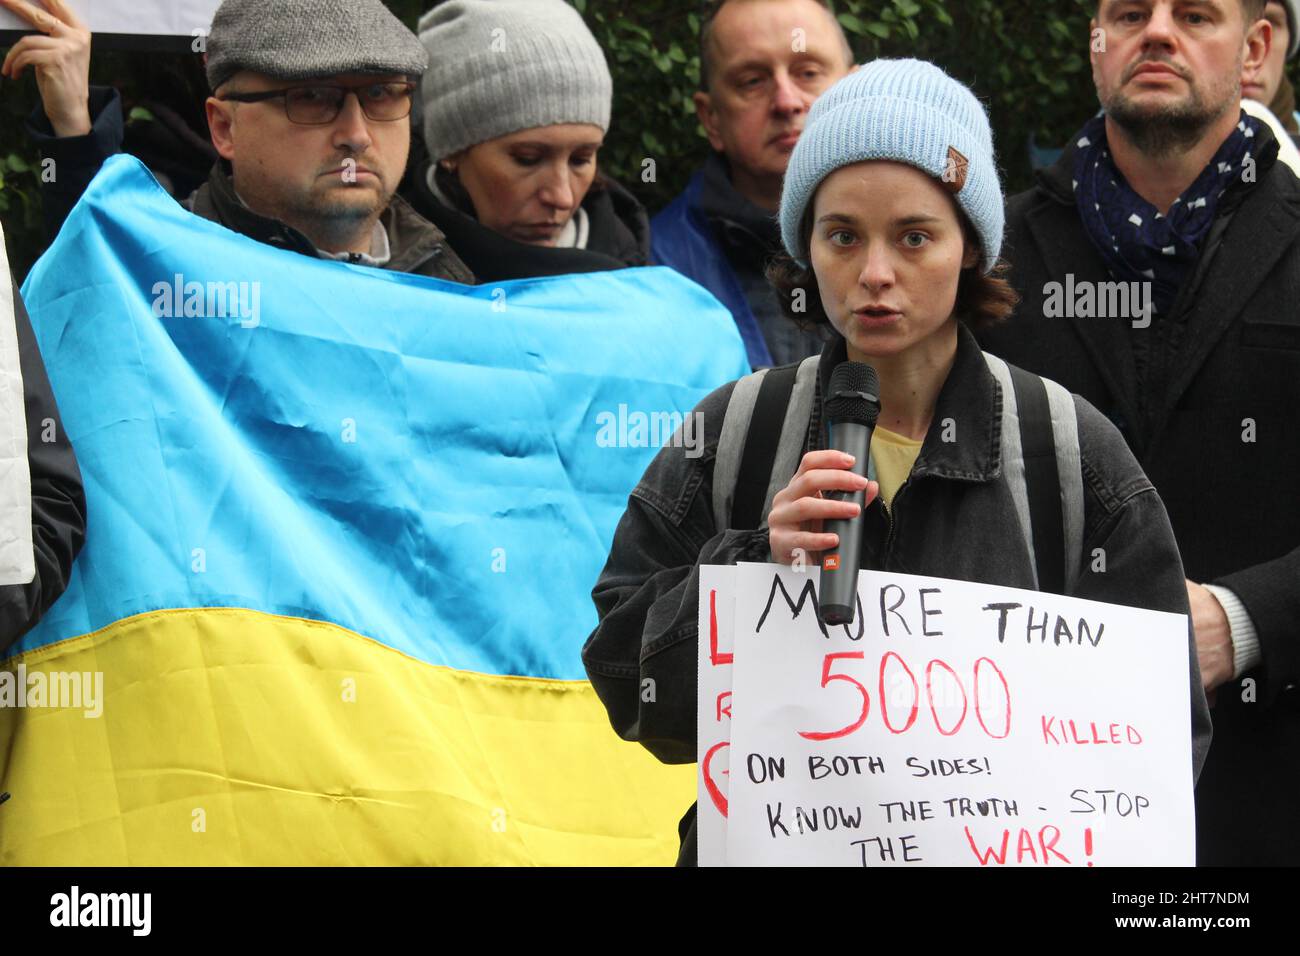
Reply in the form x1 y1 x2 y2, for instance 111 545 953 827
966 825 1075 866
715 691 731 722
708 589 732 666
802 653 1014 740
799 652 869 741
702 741 729 817
1016 827 1039 863
1042 716 1143 747
1040 715 1060 744
965 826 1009 865
1039 825 1071 864
974 657 1012 739
925 658 967 736
878 651 918 734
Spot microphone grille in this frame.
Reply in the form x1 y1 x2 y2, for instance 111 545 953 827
825 362 881 426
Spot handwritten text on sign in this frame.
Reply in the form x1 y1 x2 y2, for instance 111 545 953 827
697 564 1194 867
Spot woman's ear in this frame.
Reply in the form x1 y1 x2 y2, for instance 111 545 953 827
440 151 464 174
962 240 981 271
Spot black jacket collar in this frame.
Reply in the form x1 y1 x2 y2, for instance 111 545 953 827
403 161 650 282
696 151 782 270
188 161 317 257
813 324 1002 483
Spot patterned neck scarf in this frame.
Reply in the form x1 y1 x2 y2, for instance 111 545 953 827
1072 110 1260 316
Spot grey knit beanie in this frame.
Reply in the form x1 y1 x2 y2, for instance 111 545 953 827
418 0 613 161
780 59 1004 274
205 0 429 92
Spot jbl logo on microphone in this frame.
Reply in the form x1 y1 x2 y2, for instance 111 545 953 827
823 554 840 571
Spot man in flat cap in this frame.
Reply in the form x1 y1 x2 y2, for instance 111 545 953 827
3 0 474 282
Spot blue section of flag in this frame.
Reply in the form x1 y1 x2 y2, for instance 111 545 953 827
16 156 749 679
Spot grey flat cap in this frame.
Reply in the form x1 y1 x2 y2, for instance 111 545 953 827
206 0 429 92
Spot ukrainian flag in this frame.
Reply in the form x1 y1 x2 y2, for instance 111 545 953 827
0 156 748 865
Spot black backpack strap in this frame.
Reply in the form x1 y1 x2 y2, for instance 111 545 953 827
1007 363 1066 595
730 363 800 530
677 802 698 867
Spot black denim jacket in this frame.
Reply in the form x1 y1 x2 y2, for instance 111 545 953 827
582 325 1212 864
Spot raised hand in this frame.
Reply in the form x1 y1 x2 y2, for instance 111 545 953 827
1 0 92 138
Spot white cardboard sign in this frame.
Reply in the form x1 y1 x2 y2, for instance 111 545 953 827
698 563 1195 867
0 1 221 37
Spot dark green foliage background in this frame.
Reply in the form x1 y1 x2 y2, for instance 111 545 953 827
0 0 1289 275
394 0 1106 209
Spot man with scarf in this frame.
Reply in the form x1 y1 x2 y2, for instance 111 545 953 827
978 0 1300 866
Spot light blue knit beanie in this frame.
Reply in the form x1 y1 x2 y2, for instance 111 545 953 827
779 59 1004 274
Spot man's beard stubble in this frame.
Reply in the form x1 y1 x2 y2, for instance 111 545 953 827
235 163 392 253
292 177 392 249
304 174 390 224
1101 57 1243 159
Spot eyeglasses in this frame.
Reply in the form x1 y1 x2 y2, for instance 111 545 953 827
217 82 417 125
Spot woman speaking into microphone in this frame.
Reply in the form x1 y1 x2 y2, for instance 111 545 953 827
581 60 1209 866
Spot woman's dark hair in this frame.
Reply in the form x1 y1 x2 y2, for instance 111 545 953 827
766 202 1019 333
434 162 479 216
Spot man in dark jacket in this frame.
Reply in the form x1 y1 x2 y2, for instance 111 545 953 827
651 0 853 367
0 228 84 655
977 0 1299 865
3 0 473 284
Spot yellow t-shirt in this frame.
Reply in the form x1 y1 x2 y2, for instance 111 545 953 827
871 426 924 511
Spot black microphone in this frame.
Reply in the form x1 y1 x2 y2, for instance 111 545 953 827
818 361 880 627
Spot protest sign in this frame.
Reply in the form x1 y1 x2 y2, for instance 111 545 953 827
0 1 219 37
698 562 1195 867
697 565 737 866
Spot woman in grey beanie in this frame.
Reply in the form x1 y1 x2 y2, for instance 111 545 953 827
405 0 649 281
583 60 1207 865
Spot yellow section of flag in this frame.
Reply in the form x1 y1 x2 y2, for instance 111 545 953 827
0 608 691 866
